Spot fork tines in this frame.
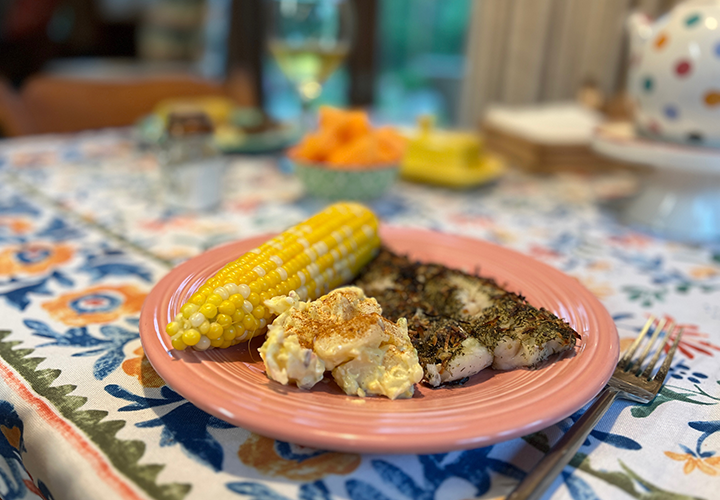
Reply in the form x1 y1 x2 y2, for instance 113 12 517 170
617 316 684 382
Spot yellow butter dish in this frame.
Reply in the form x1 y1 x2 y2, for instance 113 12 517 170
401 116 505 188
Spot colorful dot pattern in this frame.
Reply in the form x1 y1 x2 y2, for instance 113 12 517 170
635 10 720 146
655 32 669 49
675 59 692 76
643 77 654 92
685 13 702 27
705 92 720 106
664 105 679 119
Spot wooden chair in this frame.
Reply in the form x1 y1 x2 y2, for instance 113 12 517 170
0 70 256 136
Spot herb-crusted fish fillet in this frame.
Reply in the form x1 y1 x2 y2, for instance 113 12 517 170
353 248 579 386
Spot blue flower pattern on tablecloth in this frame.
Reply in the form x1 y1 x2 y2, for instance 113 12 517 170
0 271 74 310
227 480 330 500
26 318 138 379
35 217 84 242
0 195 40 218
273 442 327 463
105 384 235 471
670 362 710 384
0 401 27 500
688 420 720 459
343 449 525 500
0 401 55 500
77 247 154 283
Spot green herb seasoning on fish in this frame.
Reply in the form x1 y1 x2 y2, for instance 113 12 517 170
353 248 579 387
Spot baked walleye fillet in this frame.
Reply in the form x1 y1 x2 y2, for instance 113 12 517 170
353 248 579 386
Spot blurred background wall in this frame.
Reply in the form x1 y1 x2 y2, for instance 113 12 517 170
0 0 687 130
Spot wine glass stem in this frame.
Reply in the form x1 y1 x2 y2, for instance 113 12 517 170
300 98 316 133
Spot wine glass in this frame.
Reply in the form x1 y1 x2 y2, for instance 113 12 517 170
265 0 354 130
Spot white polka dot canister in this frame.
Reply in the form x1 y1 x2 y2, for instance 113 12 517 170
627 0 720 148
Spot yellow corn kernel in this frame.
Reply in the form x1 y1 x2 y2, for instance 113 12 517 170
171 336 187 350
207 323 224 340
218 300 236 316
190 293 206 306
216 313 232 326
206 294 223 306
165 322 180 336
242 314 259 332
199 303 218 319
229 294 244 307
199 321 210 335
182 329 201 346
223 326 237 340
181 303 199 319
247 292 261 307
252 305 266 319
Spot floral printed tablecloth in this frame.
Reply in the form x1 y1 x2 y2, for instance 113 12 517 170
0 129 718 500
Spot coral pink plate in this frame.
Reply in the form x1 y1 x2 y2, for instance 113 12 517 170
139 227 619 454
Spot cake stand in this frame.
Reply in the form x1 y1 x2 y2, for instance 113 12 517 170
592 122 720 243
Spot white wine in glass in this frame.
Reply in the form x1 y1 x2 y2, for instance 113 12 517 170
266 0 354 127
269 40 350 102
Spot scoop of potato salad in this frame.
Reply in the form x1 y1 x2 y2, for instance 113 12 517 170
259 286 423 399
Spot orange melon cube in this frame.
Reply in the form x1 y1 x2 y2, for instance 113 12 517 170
339 111 371 142
374 127 407 162
292 126 344 162
318 106 347 131
327 135 377 167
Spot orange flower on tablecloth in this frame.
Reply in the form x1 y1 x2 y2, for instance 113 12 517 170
575 276 614 299
0 243 73 276
238 434 360 481
659 315 720 359
0 217 33 234
11 150 58 168
619 336 637 354
528 244 561 260
448 213 494 228
228 198 262 213
689 266 718 280
586 260 612 272
122 346 164 387
665 451 720 475
41 284 146 326
1 425 21 450
489 228 517 245
609 233 653 248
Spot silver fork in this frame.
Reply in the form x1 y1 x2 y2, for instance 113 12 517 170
507 316 684 500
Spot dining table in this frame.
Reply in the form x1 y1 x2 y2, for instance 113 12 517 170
0 127 717 500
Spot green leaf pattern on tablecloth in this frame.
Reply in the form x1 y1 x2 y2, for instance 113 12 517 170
0 330 191 500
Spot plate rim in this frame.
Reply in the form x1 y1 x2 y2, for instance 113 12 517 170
139 226 619 454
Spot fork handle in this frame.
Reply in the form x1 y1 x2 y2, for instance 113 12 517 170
506 387 619 500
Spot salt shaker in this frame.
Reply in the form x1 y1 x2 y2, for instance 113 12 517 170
159 111 225 212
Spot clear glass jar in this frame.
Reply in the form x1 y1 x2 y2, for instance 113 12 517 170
159 111 225 212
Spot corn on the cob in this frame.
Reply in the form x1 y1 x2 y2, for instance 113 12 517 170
165 202 381 350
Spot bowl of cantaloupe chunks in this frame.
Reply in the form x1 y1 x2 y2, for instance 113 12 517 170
288 107 407 200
